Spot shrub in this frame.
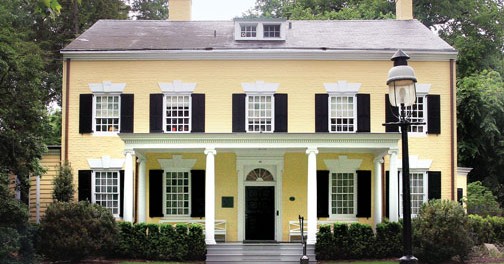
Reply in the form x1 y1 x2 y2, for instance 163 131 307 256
488 216 504 243
52 161 74 202
466 181 502 216
375 220 402 258
348 223 375 259
315 225 333 260
332 223 351 259
158 224 177 259
468 214 494 244
413 200 473 264
186 224 206 260
39 201 118 262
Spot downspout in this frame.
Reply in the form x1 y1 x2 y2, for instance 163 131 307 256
450 59 455 200
64 58 70 162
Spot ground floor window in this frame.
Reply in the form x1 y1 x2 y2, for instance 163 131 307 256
400 172 427 216
93 171 120 216
164 171 190 216
330 172 356 216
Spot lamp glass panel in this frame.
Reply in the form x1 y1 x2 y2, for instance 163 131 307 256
388 81 416 107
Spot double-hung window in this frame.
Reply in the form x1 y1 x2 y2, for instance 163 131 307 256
164 171 190 216
400 171 428 216
329 94 356 132
94 94 120 132
164 94 191 132
404 95 426 133
330 172 356 216
246 94 274 132
92 171 120 216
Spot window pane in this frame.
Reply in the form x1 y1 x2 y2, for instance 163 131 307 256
94 171 120 215
165 171 190 216
331 172 355 215
94 95 120 132
329 95 355 132
165 95 191 132
247 95 273 132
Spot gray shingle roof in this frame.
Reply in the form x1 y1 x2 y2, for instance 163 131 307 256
62 19 455 54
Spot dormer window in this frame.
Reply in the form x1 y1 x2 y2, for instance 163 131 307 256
235 19 286 41
264 24 280 38
241 24 257 38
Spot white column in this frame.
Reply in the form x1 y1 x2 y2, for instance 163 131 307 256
123 150 134 222
137 156 147 223
204 148 217 245
306 147 319 245
388 149 399 222
374 157 384 227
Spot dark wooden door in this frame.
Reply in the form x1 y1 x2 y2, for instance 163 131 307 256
245 186 275 241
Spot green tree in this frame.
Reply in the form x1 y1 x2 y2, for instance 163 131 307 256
131 0 168 20
457 70 504 202
53 161 74 202
0 0 51 195
466 181 502 216
45 108 62 145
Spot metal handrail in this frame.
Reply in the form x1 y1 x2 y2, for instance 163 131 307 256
299 215 309 263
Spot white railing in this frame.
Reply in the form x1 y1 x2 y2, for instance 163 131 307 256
159 219 227 241
288 219 358 242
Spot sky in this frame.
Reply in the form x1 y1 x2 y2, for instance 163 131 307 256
192 0 257 20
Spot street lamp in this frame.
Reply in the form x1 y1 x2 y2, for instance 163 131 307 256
385 49 421 264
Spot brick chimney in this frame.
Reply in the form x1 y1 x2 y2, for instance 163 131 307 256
396 0 413 20
169 0 192 21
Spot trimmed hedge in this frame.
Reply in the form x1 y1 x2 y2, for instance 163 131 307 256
469 214 504 244
316 222 401 260
114 222 205 261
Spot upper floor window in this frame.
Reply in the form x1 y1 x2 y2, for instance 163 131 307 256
316 81 369 133
329 95 356 132
150 80 205 133
385 84 441 134
233 81 287 133
263 24 280 38
165 95 191 132
94 95 120 132
79 81 133 134
246 94 274 132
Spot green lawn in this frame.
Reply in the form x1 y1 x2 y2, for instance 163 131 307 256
320 261 397 264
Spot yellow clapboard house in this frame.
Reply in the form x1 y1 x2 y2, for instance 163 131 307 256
60 0 460 247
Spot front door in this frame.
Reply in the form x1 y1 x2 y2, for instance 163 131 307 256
245 186 275 241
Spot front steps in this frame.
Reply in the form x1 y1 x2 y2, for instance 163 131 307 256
206 242 317 264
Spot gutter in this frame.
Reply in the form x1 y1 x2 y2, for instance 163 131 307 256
64 59 70 162
450 59 455 200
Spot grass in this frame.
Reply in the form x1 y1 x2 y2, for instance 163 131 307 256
320 261 397 264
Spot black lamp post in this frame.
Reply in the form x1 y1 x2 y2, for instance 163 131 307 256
385 50 421 264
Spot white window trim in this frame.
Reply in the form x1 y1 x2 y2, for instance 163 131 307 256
91 170 121 218
235 21 286 41
158 156 197 219
92 93 121 135
245 94 275 133
162 93 192 133
399 170 428 218
324 81 361 133
324 156 362 220
263 23 282 39
404 83 431 136
328 94 358 133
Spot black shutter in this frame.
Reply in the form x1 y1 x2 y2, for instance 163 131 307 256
356 170 371 218
315 94 329 132
119 170 124 217
120 94 134 133
79 94 93 133
457 188 463 205
385 95 399 132
356 94 370 132
317 170 329 218
190 170 205 217
150 94 164 133
232 94 246 132
274 94 288 132
385 171 389 219
427 95 441 134
428 171 441 200
78 170 92 202
191 94 205 132
149 170 164 217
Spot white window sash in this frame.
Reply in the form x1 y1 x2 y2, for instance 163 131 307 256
91 170 121 217
329 172 357 219
245 94 275 133
92 94 121 134
163 94 192 133
162 170 191 217
328 94 357 133
399 171 428 218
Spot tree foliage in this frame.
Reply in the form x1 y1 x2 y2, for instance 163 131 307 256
131 0 168 20
53 161 74 202
466 181 502 217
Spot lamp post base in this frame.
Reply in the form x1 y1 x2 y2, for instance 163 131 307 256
400 255 418 264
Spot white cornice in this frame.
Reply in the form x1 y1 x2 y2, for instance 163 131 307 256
89 81 126 93
158 80 197 93
118 133 400 153
242 80 279 94
88 156 125 169
324 81 361 94
62 49 458 61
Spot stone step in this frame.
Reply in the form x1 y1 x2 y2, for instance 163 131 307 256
206 243 317 263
